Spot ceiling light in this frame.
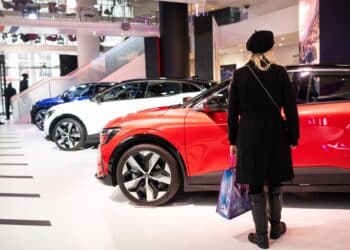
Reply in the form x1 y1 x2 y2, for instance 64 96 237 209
239 49 243 52
281 37 285 40
278 43 283 46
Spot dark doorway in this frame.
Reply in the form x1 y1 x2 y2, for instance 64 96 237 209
59 55 78 76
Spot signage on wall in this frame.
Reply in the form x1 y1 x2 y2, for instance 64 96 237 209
299 0 320 64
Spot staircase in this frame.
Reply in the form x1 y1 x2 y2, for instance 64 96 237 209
11 37 145 122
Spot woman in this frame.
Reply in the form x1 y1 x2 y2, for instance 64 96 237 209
228 31 299 249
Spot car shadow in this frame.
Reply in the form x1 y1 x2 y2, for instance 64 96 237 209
170 191 350 209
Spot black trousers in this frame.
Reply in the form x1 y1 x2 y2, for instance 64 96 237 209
5 100 10 119
249 184 281 194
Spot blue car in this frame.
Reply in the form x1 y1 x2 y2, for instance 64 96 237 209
30 82 114 130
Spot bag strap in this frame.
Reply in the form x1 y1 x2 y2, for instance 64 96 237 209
246 64 282 116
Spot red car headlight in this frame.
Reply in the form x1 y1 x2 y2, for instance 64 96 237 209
101 127 121 145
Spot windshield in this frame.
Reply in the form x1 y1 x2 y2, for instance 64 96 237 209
61 84 90 98
181 80 230 108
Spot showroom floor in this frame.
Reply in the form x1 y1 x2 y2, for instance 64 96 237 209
0 121 350 250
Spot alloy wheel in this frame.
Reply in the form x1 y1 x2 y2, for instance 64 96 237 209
54 120 82 150
34 109 47 130
121 150 172 202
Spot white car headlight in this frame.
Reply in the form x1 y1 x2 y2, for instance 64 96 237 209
101 127 121 145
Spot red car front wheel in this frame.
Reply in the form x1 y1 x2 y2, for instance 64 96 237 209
116 144 181 206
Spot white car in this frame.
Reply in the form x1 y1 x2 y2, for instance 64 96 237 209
43 79 207 150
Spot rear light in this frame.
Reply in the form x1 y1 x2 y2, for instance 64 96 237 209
101 127 121 145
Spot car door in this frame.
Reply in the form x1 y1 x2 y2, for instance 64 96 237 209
87 82 145 135
184 87 229 183
142 81 183 106
292 72 350 184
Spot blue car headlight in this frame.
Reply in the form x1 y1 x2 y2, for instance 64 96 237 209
101 127 121 145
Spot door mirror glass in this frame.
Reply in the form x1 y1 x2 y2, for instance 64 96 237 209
95 94 103 103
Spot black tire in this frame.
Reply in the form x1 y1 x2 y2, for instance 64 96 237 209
52 118 86 151
33 109 47 130
116 144 181 206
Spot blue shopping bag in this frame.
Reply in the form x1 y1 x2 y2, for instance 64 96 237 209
216 156 250 219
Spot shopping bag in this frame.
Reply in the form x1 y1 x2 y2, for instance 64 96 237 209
216 156 250 219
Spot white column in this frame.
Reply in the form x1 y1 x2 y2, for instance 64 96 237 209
76 32 100 67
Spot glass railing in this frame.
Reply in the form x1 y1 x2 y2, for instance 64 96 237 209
0 3 159 24
11 36 145 121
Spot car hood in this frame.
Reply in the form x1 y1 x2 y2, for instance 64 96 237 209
104 105 180 128
48 99 92 112
35 97 64 106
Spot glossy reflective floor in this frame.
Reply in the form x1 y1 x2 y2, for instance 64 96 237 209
0 121 349 250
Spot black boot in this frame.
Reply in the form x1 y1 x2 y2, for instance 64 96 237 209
248 192 269 249
268 186 286 239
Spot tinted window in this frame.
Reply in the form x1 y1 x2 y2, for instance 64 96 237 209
182 82 201 93
65 84 90 98
205 88 229 111
101 83 139 102
288 71 311 104
94 85 110 95
145 82 181 98
309 75 350 102
135 82 148 98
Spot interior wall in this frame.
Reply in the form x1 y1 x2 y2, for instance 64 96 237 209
220 44 299 69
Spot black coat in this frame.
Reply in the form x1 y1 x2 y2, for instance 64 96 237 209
4 86 17 102
228 62 300 184
19 79 28 92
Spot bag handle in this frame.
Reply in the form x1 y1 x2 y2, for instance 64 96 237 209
246 64 282 116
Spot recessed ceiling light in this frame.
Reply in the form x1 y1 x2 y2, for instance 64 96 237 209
92 31 96 36
278 43 283 46
211 7 215 10
281 37 285 40
240 49 243 52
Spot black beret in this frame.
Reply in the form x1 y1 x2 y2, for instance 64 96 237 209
246 30 275 54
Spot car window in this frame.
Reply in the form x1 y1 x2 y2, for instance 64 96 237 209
135 82 148 98
145 82 181 98
205 88 229 111
308 74 350 102
65 84 90 98
94 85 110 95
182 82 201 93
101 83 139 102
288 71 310 104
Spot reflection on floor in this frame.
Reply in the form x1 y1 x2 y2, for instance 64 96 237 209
0 121 349 250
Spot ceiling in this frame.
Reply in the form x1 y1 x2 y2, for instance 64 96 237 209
0 0 299 52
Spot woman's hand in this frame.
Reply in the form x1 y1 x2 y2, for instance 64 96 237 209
230 145 238 155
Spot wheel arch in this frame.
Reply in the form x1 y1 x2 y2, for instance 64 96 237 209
109 134 189 187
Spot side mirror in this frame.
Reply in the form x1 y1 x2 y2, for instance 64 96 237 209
62 93 70 102
196 95 227 113
95 94 103 103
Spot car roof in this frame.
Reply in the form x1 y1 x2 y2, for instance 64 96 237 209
286 64 350 72
118 78 212 84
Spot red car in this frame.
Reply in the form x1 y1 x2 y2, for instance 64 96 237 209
97 65 350 206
